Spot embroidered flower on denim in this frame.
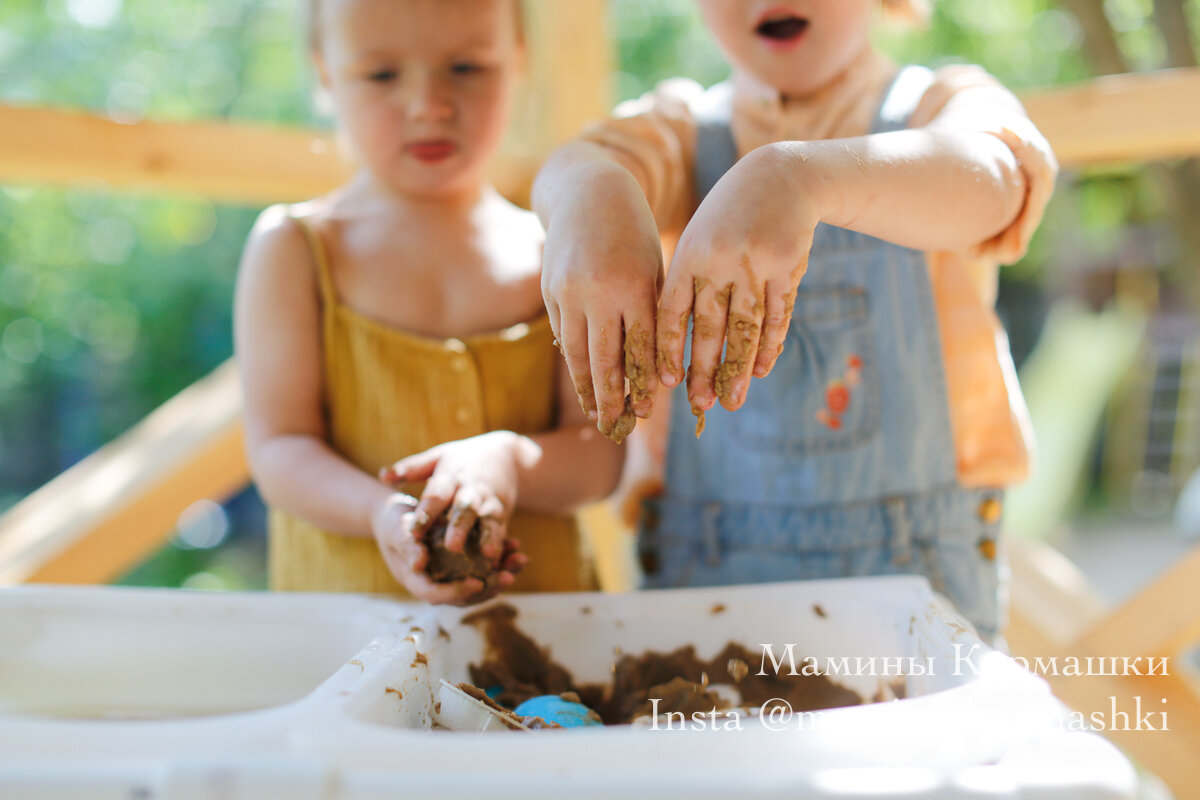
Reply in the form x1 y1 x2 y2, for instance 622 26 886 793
816 354 863 430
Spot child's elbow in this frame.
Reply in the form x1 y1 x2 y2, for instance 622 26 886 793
244 432 302 511
590 439 626 504
991 152 1028 231
567 431 625 509
597 445 625 500
976 124 1056 242
244 439 283 508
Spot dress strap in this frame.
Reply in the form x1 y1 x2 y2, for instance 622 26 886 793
289 214 338 305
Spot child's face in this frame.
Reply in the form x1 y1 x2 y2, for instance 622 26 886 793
314 0 522 199
696 0 875 96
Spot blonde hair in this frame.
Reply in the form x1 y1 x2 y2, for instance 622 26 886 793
303 0 526 55
880 0 932 28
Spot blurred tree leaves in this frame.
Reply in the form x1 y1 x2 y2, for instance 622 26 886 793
0 0 318 585
0 1 315 483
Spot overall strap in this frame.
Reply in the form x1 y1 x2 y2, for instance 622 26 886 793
290 215 338 306
693 65 936 200
871 65 936 134
693 81 738 203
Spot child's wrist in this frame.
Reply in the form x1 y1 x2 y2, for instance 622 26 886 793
745 141 831 223
370 491 417 537
560 164 646 221
485 430 539 470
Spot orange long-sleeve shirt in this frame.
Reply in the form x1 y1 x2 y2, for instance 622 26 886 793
583 49 1057 489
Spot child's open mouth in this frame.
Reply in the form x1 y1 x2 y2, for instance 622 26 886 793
755 13 809 47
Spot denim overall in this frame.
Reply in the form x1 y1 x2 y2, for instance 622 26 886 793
639 67 1004 640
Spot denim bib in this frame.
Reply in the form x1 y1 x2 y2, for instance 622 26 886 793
641 67 1004 640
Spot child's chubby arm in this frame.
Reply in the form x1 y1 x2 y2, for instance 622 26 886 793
379 357 625 560
532 80 703 437
659 65 1058 415
234 206 515 605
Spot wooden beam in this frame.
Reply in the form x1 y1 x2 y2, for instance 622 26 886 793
1005 537 1108 650
1077 543 1200 659
0 105 349 206
1005 535 1200 798
1022 67 1200 165
0 2 611 207
0 105 544 206
5 65 1200 204
1039 668 1200 798
0 360 248 585
493 0 613 205
520 0 612 152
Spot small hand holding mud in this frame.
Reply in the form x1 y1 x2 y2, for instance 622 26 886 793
377 433 530 605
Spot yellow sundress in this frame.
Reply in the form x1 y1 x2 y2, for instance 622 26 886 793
267 216 595 594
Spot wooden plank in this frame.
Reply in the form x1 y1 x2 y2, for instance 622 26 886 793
520 0 612 151
0 0 612 207
1023 67 1200 165
1005 535 1200 797
0 106 551 205
1038 668 1200 799
0 105 349 205
578 501 636 593
7 69 1200 204
0 2 611 207
1005 537 1108 649
0 360 248 585
1077 543 1200 659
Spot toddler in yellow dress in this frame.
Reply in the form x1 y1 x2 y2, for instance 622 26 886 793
235 0 622 604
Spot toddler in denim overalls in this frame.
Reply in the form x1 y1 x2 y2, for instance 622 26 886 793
534 2 1057 642
641 68 1006 640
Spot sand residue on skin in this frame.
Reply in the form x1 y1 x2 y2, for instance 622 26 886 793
657 309 691 387
595 321 656 444
691 307 722 342
625 322 654 408
709 282 746 411
686 363 707 438
688 276 723 397
602 366 618 397
572 372 596 418
596 365 634 444
604 323 651 445
607 397 636 444
842 142 868 173
684 281 743 428
740 257 765 319
715 282 734 315
762 341 786 364
715 311 757 408
756 289 795 371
